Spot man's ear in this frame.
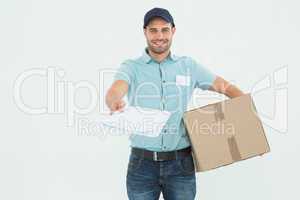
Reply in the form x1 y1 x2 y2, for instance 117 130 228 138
172 27 176 34
143 28 147 36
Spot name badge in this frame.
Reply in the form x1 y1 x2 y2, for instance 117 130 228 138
176 75 191 86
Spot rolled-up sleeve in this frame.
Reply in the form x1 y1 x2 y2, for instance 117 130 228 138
113 62 134 85
191 58 216 90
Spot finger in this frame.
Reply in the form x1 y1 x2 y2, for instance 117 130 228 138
120 101 126 108
109 105 117 115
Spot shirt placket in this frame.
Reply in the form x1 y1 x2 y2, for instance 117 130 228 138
158 62 168 150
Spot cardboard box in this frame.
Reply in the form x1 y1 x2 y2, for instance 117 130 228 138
183 93 270 172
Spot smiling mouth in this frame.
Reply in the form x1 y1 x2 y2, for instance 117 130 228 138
152 41 167 46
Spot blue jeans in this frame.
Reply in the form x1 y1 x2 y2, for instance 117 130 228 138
126 152 196 200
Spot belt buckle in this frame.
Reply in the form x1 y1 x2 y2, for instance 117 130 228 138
153 152 161 161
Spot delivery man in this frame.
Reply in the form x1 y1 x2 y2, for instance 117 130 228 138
105 7 244 200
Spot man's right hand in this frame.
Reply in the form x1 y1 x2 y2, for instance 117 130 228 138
108 99 126 114
105 80 129 114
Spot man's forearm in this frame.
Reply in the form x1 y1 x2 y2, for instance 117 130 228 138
209 76 244 98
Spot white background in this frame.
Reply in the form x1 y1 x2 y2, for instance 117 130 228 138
1 0 299 199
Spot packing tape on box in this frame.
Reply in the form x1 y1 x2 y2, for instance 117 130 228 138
213 103 241 161
227 136 242 161
214 103 225 121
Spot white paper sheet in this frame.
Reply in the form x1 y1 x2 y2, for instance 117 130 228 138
98 106 171 137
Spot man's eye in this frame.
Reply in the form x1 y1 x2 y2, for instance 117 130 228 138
162 29 170 33
150 29 157 33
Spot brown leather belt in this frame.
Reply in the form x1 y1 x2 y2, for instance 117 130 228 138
131 146 191 161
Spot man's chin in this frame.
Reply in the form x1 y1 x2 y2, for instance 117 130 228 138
150 47 169 54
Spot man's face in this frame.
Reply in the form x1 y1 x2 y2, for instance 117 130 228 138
144 17 176 54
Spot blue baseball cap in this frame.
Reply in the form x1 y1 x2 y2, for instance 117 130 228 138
143 7 175 28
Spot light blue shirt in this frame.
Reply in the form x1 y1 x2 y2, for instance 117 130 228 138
114 49 216 152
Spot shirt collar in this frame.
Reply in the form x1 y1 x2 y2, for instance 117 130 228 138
140 48 179 64
141 48 152 63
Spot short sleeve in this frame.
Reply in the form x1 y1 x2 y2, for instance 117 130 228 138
113 62 134 85
191 58 216 90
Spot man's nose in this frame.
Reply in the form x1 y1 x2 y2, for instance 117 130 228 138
155 31 163 39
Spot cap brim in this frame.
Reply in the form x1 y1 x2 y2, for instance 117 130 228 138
144 14 174 28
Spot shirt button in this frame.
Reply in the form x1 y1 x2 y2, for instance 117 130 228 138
164 130 167 133
162 80 166 83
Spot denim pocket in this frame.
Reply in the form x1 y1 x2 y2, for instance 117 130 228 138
127 154 142 172
178 154 195 174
